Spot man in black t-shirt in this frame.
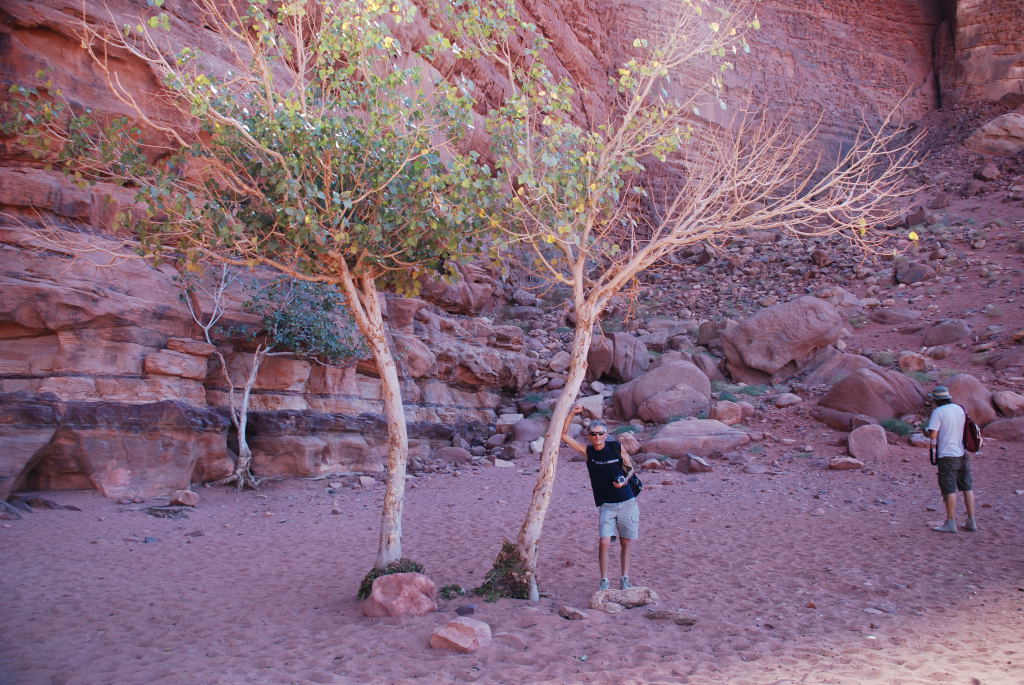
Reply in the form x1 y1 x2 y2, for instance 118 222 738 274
561 405 639 591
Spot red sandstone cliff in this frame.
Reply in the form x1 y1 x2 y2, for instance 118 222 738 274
1 0 1021 499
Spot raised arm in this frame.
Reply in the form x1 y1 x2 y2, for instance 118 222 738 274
561 405 587 456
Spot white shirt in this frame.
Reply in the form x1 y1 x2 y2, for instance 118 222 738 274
927 403 966 458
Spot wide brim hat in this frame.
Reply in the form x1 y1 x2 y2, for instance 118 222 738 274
930 386 952 400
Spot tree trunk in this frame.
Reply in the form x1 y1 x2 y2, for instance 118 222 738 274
231 347 264 490
515 307 596 596
342 273 409 569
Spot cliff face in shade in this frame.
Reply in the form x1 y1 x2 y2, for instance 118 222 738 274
0 0 1022 498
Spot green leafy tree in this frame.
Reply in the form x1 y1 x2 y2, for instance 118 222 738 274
7 0 495 569
472 1 920 596
180 265 364 489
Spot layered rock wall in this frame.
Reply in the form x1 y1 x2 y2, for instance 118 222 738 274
1 0 1022 497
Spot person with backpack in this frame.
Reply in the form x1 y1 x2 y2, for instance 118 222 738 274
926 386 978 533
561 405 639 591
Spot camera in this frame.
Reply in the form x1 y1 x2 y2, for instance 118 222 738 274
614 475 626 485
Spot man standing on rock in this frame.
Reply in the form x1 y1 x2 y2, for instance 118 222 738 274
561 405 639 591
926 386 978 533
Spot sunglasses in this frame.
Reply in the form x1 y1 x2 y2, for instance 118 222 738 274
589 431 606 436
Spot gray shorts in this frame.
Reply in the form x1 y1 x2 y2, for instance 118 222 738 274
598 498 639 539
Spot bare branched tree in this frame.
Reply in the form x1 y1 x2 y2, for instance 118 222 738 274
478 0 921 597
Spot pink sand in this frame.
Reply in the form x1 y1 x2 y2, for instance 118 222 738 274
2 438 1022 684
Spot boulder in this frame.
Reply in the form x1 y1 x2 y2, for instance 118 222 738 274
419 263 495 315
992 391 1024 417
609 332 650 382
586 336 614 381
721 297 844 384
965 112 1024 156
495 414 524 435
982 417 1024 442
616 431 642 454
643 419 750 458
988 347 1024 372
590 586 659 614
847 424 888 460
575 394 605 420
819 367 926 420
945 374 997 426
675 453 713 473
709 400 742 425
811 406 877 431
613 361 711 422
434 447 473 466
691 353 726 382
801 348 874 388
869 307 922 325
512 418 547 443
922 319 972 347
429 617 492 652
548 350 572 373
893 259 935 284
897 351 930 373
362 572 437 618
774 393 802 408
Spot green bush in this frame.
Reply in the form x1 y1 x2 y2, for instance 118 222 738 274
475 540 530 602
439 584 466 600
870 351 897 367
880 418 915 437
737 384 772 396
357 558 424 600
612 425 639 434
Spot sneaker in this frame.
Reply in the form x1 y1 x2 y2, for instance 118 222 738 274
932 519 958 533
620 575 632 590
963 518 978 532
599 578 609 591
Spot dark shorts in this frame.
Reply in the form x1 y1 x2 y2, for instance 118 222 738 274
937 457 972 496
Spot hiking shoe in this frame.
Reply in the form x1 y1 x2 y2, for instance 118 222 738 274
599 578 609 591
932 520 958 533
963 518 978 532
620 575 632 590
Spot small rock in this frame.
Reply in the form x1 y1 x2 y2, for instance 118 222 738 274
455 604 476 616
169 489 200 507
558 606 588 620
430 617 492 653
774 393 802 408
829 457 864 470
644 608 696 625
358 476 376 488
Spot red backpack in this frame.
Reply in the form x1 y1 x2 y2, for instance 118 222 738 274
961 406 983 453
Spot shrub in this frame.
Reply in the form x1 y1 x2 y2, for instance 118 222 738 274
880 418 915 437
474 540 529 602
357 558 424 600
439 584 466 600
870 351 897 367
612 425 639 434
737 384 772 396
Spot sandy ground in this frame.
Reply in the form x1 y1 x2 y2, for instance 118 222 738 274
2 436 1022 685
